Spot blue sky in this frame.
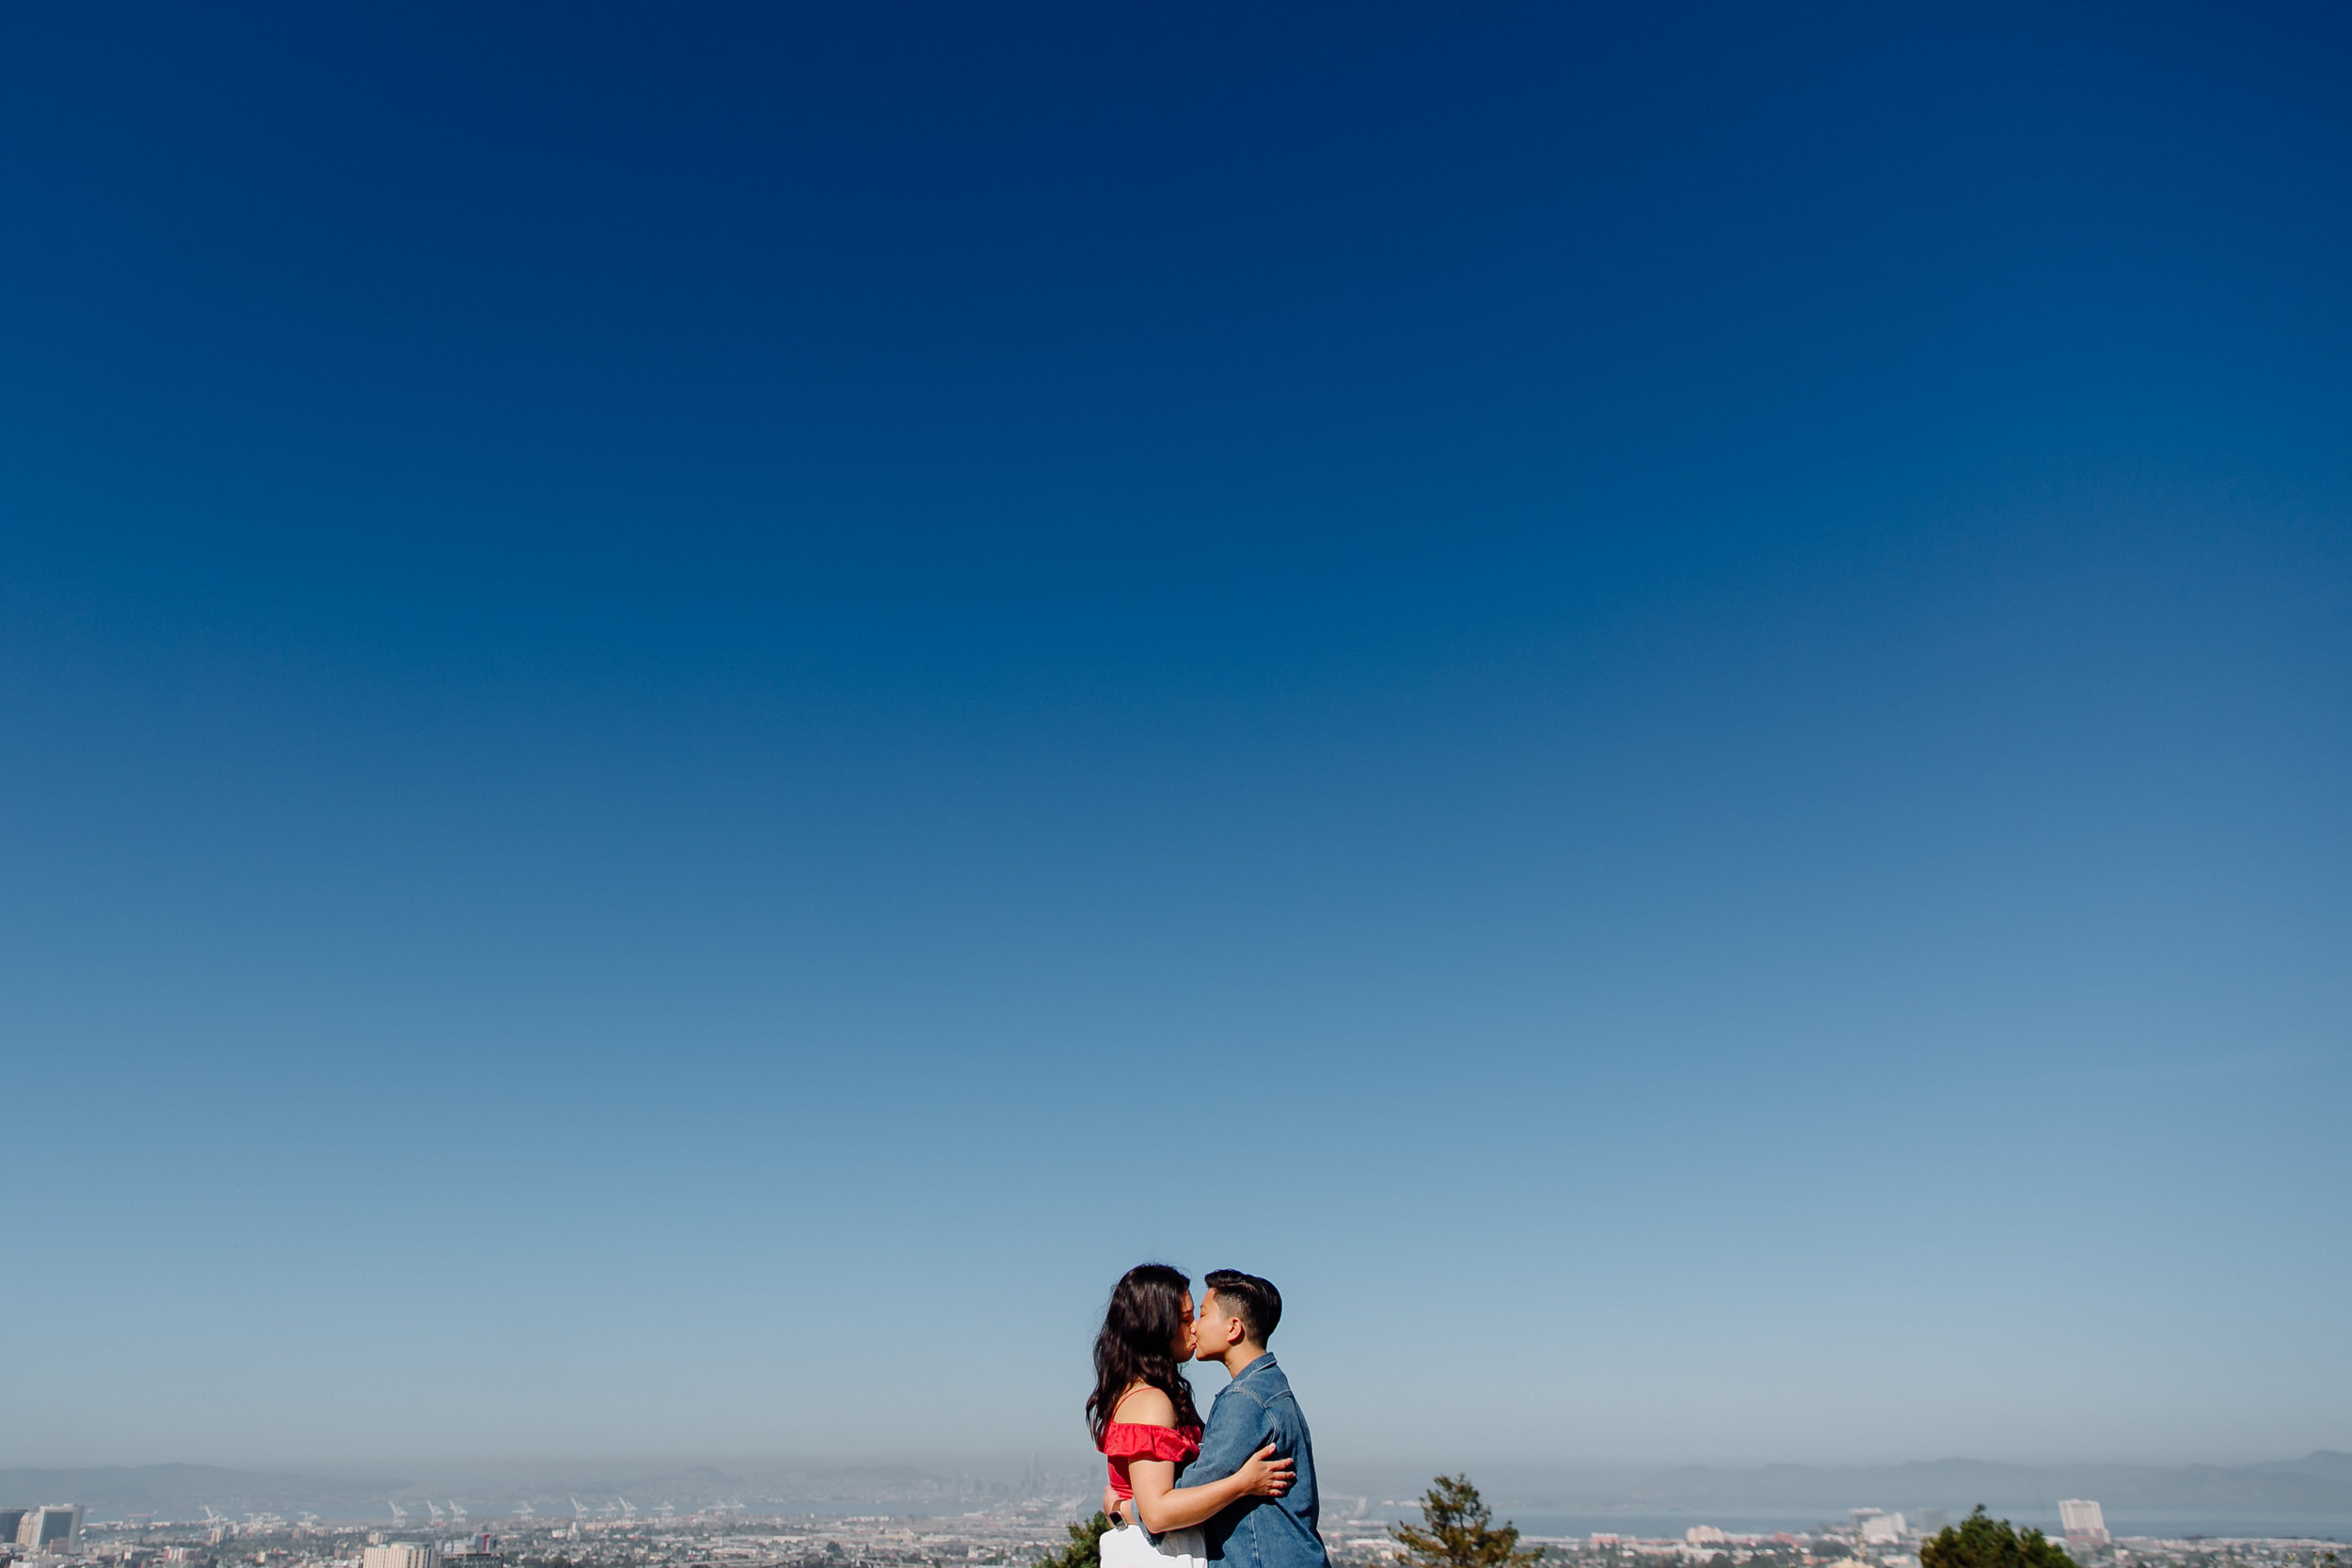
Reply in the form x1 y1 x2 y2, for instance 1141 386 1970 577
3 3 2347 1472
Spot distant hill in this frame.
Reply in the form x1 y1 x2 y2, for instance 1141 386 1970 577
1335 1453 2352 1522
10 1452 2351 1527
0 1465 409 1521
2246 1453 2352 1484
0 1457 1084 1522
1600 1456 2352 1512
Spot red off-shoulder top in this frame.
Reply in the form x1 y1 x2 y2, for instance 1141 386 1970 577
1099 1421 1203 1500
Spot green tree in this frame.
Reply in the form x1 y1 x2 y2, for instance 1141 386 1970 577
1919 1509 2074 1568
1391 1476 1543 1568
1035 1513 1114 1568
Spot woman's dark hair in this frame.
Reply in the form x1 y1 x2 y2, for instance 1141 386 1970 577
1086 1262 1202 1446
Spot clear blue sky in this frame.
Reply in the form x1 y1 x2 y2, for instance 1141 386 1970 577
3 3 2346 1473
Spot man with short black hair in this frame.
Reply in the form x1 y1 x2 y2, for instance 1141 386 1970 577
1184 1270 1328 1568
1200 1269 1281 1343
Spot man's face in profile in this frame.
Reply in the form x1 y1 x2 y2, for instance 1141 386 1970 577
1194 1289 1242 1360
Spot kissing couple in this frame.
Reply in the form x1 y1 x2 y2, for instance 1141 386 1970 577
1088 1265 1328 1568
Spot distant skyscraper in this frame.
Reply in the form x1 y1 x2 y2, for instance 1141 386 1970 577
2058 1501 2109 1547
0 1513 26 1545
19 1506 84 1553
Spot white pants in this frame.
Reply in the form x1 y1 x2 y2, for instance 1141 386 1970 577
1100 1522 1207 1568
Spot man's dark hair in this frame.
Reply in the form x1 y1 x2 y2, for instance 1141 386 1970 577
1203 1269 1282 1343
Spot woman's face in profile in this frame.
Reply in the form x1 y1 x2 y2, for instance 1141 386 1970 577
1168 1291 1197 1360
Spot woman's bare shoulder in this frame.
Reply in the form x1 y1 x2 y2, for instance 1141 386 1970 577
1109 1382 1179 1427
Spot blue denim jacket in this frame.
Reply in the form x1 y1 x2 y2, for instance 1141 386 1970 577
1184 1354 1329 1568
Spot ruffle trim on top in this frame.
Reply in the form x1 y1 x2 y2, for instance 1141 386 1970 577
1100 1422 1203 1463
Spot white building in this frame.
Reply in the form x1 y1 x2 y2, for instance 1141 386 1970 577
363 1544 442 1568
2058 1501 2108 1547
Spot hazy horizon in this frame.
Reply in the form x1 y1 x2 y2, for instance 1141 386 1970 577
11 1442 2348 1480
11 1447 2349 1480
10 1450 2352 1542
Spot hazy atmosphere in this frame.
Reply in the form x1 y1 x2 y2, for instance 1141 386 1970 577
4 0 2347 1516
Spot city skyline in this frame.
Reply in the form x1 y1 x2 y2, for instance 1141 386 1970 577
4 1457 2352 1542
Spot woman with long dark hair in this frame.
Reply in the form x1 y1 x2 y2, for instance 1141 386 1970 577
1089 1263 1292 1568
